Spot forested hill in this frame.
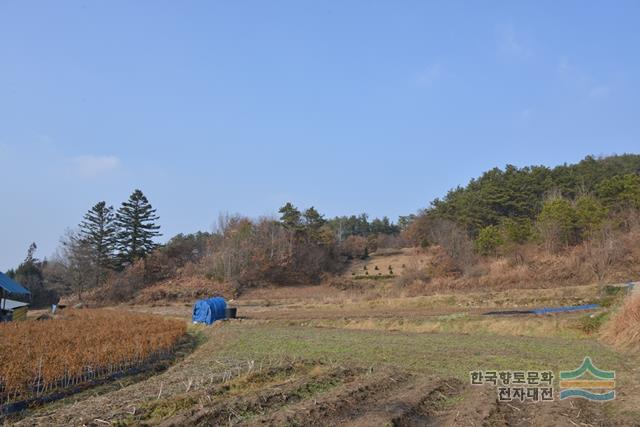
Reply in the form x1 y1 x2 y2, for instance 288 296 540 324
427 154 640 236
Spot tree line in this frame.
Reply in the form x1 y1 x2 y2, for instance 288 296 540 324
7 189 161 304
426 154 640 237
6 197 406 303
168 204 404 289
8 154 640 304
404 154 640 273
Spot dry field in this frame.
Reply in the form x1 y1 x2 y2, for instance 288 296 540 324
10 321 640 426
5 279 640 426
0 310 186 407
5 251 640 426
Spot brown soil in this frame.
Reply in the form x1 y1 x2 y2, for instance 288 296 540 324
157 363 364 427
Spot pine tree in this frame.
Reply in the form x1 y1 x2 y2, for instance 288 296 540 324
278 202 302 229
303 207 325 228
302 207 326 241
25 242 38 264
115 189 161 266
79 201 116 284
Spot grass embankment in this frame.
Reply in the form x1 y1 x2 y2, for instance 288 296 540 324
602 295 640 352
307 313 599 339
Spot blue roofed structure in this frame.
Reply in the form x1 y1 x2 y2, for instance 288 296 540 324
0 272 30 295
0 272 30 320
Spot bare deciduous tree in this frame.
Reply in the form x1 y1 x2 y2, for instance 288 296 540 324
585 223 623 284
426 218 476 273
57 230 98 301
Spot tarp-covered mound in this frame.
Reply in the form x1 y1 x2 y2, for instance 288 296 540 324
192 297 227 325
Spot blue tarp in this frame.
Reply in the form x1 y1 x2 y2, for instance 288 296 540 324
192 297 227 325
484 304 601 316
0 272 30 295
531 304 600 315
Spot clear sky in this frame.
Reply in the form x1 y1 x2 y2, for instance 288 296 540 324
1 1 639 270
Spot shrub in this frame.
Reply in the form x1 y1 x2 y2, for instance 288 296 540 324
601 296 640 351
340 235 369 260
536 197 579 251
575 195 607 238
474 225 504 256
501 217 533 244
603 285 625 296
576 312 609 335
396 264 430 287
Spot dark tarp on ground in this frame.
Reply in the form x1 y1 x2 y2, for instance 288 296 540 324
484 304 600 316
192 297 227 325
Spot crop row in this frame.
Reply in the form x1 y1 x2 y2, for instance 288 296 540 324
0 309 186 403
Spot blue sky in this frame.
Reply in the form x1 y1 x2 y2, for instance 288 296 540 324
1 1 639 269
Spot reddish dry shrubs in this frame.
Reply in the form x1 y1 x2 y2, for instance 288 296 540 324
0 309 186 402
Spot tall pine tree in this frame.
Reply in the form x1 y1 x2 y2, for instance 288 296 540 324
115 189 161 266
278 202 302 229
79 201 116 284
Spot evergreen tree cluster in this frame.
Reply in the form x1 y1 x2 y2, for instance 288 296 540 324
428 154 640 237
404 154 640 257
278 203 402 243
326 213 401 240
78 189 161 275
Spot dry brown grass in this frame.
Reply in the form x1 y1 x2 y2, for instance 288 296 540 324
133 277 238 304
601 296 640 352
310 315 585 339
345 247 427 278
347 226 640 296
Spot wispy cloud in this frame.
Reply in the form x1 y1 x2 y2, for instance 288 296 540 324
498 24 532 59
520 108 534 122
33 132 54 146
415 63 443 88
557 58 571 75
557 57 611 99
71 155 121 177
588 85 610 99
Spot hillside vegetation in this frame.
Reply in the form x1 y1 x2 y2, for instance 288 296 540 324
5 154 640 305
426 154 640 236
